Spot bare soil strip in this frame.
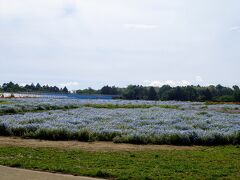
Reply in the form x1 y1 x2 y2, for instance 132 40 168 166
0 165 103 180
0 137 199 151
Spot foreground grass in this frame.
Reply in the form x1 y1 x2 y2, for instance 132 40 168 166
0 146 239 179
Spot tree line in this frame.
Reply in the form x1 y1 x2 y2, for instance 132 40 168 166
1 82 240 102
77 85 240 102
0 82 69 94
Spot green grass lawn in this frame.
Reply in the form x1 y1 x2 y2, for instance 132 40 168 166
0 146 239 179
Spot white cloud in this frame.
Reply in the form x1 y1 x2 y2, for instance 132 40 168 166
143 80 151 84
1 0 240 87
0 0 65 19
124 23 157 30
143 80 190 87
163 80 177 87
195 76 203 83
149 81 165 86
19 83 27 86
180 80 191 86
229 26 240 32
59 82 79 87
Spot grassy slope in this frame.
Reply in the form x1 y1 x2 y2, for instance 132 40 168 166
0 146 239 179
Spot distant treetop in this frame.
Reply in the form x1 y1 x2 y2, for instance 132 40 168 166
0 82 69 94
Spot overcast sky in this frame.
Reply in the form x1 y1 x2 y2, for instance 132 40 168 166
0 0 239 90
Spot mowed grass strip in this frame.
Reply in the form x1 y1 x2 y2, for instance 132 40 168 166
0 100 12 105
83 104 180 109
83 103 153 109
0 146 239 179
0 104 180 116
0 104 79 116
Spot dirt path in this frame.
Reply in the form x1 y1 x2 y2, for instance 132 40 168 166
0 165 103 180
0 137 199 151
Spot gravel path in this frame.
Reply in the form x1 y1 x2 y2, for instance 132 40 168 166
0 165 104 180
0 137 199 151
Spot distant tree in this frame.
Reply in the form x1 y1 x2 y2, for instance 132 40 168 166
216 84 224 96
1 82 239 101
36 83 42 91
2 82 21 92
216 84 233 97
233 86 240 102
62 86 69 93
158 85 172 100
76 87 98 94
166 86 184 101
184 86 197 101
100 86 118 95
123 85 138 100
148 87 157 100
234 92 240 102
198 88 213 101
176 86 184 101
204 88 213 101
122 85 148 100
0 82 70 93
30 83 36 91
208 85 218 98
233 85 240 91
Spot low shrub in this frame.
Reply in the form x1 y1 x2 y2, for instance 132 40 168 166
96 131 121 141
11 127 30 137
0 124 239 146
28 128 71 141
0 123 12 136
75 129 94 142
158 105 180 109
113 133 240 146
95 170 111 178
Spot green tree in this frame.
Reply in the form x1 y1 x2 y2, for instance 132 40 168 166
158 85 172 100
100 86 118 95
62 87 69 93
148 87 157 100
233 85 240 102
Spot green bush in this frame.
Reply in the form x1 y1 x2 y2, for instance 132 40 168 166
158 105 180 109
0 123 12 136
75 130 94 142
11 127 29 136
28 129 71 140
95 170 111 178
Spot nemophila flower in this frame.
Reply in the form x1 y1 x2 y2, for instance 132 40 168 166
0 97 239 144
